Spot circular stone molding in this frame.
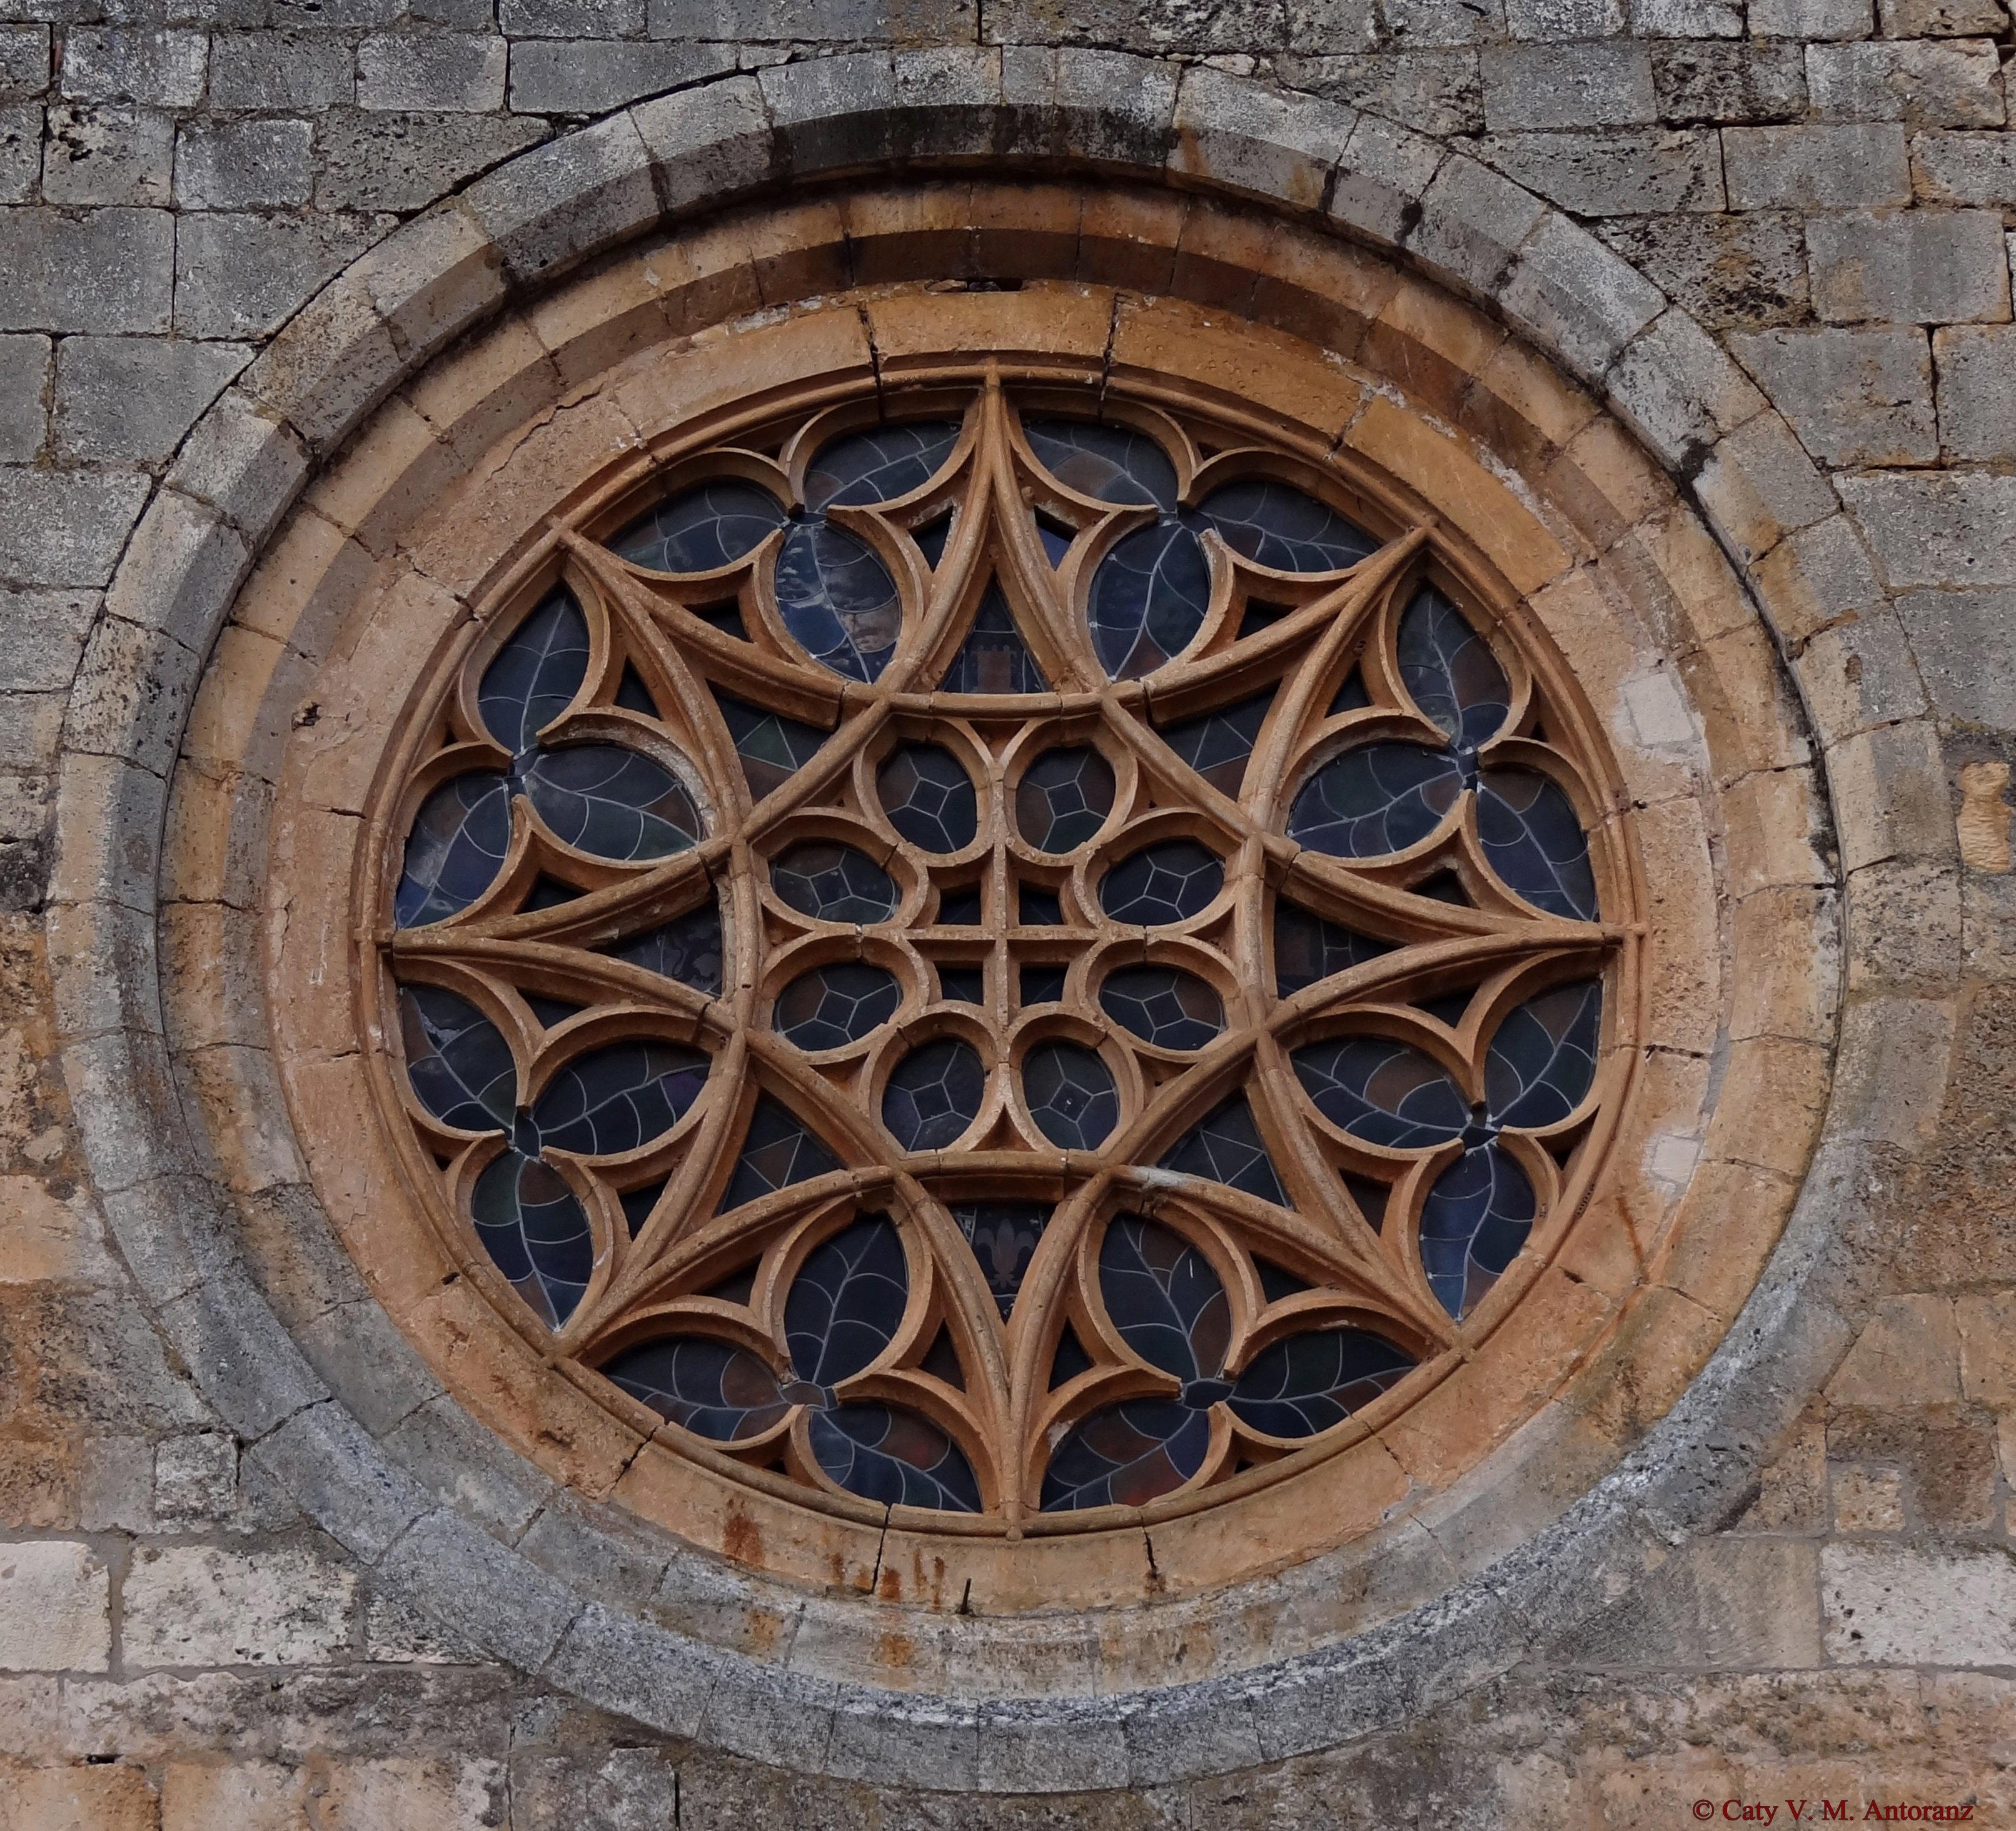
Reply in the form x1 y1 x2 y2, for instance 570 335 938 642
171 179 1832 1693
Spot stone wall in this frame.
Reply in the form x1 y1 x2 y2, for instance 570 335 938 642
1 1 2013 1824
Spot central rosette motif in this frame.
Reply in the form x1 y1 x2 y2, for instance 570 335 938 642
379 382 1620 1525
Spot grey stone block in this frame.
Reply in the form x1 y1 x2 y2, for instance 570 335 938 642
499 0 644 34
1749 0 1872 33
977 1701 1130 1793
629 74 777 216
656 0 970 33
1608 309 1765 466
99 485 251 648
757 51 898 172
1808 39 2005 128
1544 1538 1822 1670
271 0 403 26
543 1601 720 1740
1277 48 1481 138
984 0 1279 51
164 388 311 542
0 331 46 459
997 45 1179 169
1479 128 1723 214
0 465 151 585
59 27 205 104
1501 211 1667 376
697 1662 838 1766
1842 470 2016 587
1808 209 2010 324
0 99 33 203
1503 0 1623 39
1727 326 1937 465
174 209 388 341
0 585 94 693
508 38 734 114
1756 510 1888 645
1598 210 1809 328
1630 0 1743 31
380 1393 554 1537
0 24 48 96
1404 152 1548 298
1878 0 2007 29
0 206 172 333
1651 39 1804 123
1330 109 1445 244
358 33 508 111
249 1402 433 1563
48 749 168 912
1383 0 1505 42
314 109 550 214
463 108 657 283
1912 129 2016 205
64 611 203 778
515 1491 670 1607
376 1508 583 1670
175 118 315 209
1932 323 2016 458
43 101 174 206
1480 41 1656 131
1725 122 1910 209
822 1690 980 1788
1897 587 2016 726
293 1300 443 1439
53 336 248 463
1119 1683 1264 1785
159 1265 331 1440
1169 64 1354 209
208 31 355 108
1696 411 1839 562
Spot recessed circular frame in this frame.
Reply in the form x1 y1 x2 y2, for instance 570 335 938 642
348 356 1648 1544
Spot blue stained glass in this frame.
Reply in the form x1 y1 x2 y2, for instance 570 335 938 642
521 745 700 862
950 1203 1052 1318
804 421 961 511
611 482 787 575
807 1405 981 1512
770 841 899 926
1227 1328 1415 1438
1022 1040 1119 1149
1419 1142 1536 1318
1292 1036 1470 1150
1476 769 1600 920
1100 840 1224 926
1194 480 1378 575
1022 420 1177 508
1286 744 1465 859
876 745 978 853
1099 1216 1229 1386
1039 1398 1211 1511
602 902 723 996
478 590 591 755
1087 519 1212 681
603 1336 792 1440
1156 689 1273 799
882 1037 985 1151
530 1040 709 1158
1016 747 1116 854
774 961 902 1050
715 692 830 802
942 583 1049 695
1159 1096 1289 1206
1099 966 1224 1051
774 520 901 682
1484 981 1602 1129
784 1215 909 1386
717 1095 842 1214
1272 900 1394 996
396 773 510 927
399 985 516 1132
471 1149 593 1329
1396 587 1511 749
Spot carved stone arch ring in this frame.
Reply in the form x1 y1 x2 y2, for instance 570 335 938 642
49 57 1887 1790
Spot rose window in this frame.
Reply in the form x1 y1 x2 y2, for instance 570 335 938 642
377 380 1626 1526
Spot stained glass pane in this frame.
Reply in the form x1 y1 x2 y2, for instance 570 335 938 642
522 745 701 860
1019 963 1067 1006
881 1037 985 1151
529 1040 709 1156
875 745 978 853
471 1149 592 1328
1288 744 1465 859
1477 769 1598 920
602 902 723 996
523 994 585 1029
1195 481 1378 574
950 1202 1052 1319
1291 1037 1468 1149
1015 747 1115 854
1099 966 1223 1051
1228 1328 1415 1438
399 985 515 1132
1100 839 1224 926
1272 900 1393 996
1156 689 1273 799
775 520 902 682
717 1095 842 1213
770 841 899 925
1158 1097 1289 1207
1039 1400 1210 1511
1021 419 1177 508
942 583 1047 694
774 961 902 1050
1087 520 1211 681
809 1405 980 1512
615 663 658 717
478 589 592 756
1097 1216 1229 1383
784 1214 909 1386
1022 1041 1119 1149
602 1336 789 1440
914 514 953 569
1485 981 1601 1129
1420 1141 1536 1318
715 692 829 802
937 965 984 1003
1017 885 1064 926
1396 587 1511 749
937 884 984 925
396 771 510 927
804 421 961 510
620 1180 665 1236
610 482 785 575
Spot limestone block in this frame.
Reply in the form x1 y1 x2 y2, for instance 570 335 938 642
0 469 151 590
1480 41 1657 129
54 337 248 465
1828 1294 1962 1405
0 1542 109 1671
1822 1543 2016 1664
1725 123 1912 209
43 102 173 207
313 109 548 215
174 119 313 210
1276 49 1481 139
1727 326 1936 466
174 210 389 341
153 1432 238 1522
1808 38 2006 128
1651 41 1805 123
0 24 49 97
0 333 45 461
509 39 735 114
1598 211 1809 328
357 34 507 112
208 31 355 109
1810 209 2011 325
1479 129 1724 215
123 1544 356 1667
1749 0 1872 31
1932 324 2016 458
59 28 206 106
1843 472 2016 588
0 208 173 335
1912 128 2016 205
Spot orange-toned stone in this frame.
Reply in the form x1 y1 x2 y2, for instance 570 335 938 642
1246 214 1403 363
1460 335 1601 476
1077 183 1189 292
180 624 298 787
161 1758 301 1831
1563 1282 1726 1450
1721 766 1830 899
1956 1289 2016 1407
1827 1295 1962 1408
407 310 565 462
1632 795 1721 1056
303 394 465 563
1545 413 1672 553
1703 1035 1830 1178
1359 277 1506 426
971 181 1086 283
1660 1157 1800 1323
1729 885 1837 1046
866 284 1115 376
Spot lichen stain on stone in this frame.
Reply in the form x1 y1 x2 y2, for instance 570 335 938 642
722 1505 764 1568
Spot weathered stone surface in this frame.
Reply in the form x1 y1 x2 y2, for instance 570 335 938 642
1651 39 1806 123
314 109 549 214
1479 129 1723 214
1597 211 1810 327
1897 587 2016 726
0 1541 109 1671
124 1543 356 1667
1807 208 2011 323
1843 471 2016 588
59 27 205 106
508 38 735 114
208 31 355 109
0 331 46 460
1725 122 1912 208
43 101 173 207
1912 128 2016 204
174 211 391 341
0 208 173 334
1931 323 2016 458
1726 326 1937 465
1278 49 1482 138
358 34 508 113
1822 1544 2016 1664
175 119 315 210
1808 39 2007 128
53 337 249 463
1480 41 1658 129
0 469 151 587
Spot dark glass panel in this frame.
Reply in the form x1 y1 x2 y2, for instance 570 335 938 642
1019 964 1067 1006
1395 587 1511 749
1097 1216 1229 1383
803 421 960 510
1022 1041 1119 1149
1155 689 1273 799
1477 769 1598 920
1415 870 1469 907
703 1263 758 1305
937 884 984 926
809 1404 981 1512
1157 1097 1289 1207
523 994 585 1028
938 965 985 1004
1291 1036 1468 1149
1034 511 1074 566
1485 981 1601 1130
1194 480 1378 573
881 1037 985 1151
1099 839 1224 926
1227 1328 1414 1438
1286 744 1465 859
715 692 830 801
774 961 902 1051
1343 1172 1389 1233
1015 747 1116 854
614 663 658 717
523 875 582 910
942 583 1048 695
1237 600 1293 638
522 745 702 860
774 520 902 682
602 1336 790 1440
1087 519 1211 680
610 482 785 575
914 513 954 570
1049 1321 1095 1388
1413 989 1473 1029
875 745 979 853
1254 1258 1311 1304
1419 1141 1536 1319
717 1095 842 1213
396 771 510 927
602 902 724 996
1099 966 1223 1051
530 1040 709 1156
950 1201 1054 1319
398 984 515 1132
619 1180 665 1237
1328 668 1371 716
471 1149 592 1328
921 1326 965 1388
770 841 899 926
478 589 592 756
1271 899 1394 996
1039 1400 1210 1511
693 601 747 639
784 1214 909 1386
1017 886 1064 926
1021 419 1177 509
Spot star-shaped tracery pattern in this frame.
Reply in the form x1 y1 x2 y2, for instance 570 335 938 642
373 378 1631 1528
